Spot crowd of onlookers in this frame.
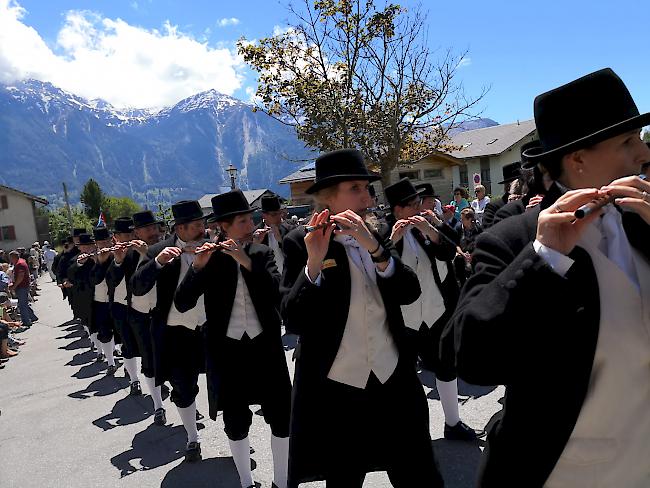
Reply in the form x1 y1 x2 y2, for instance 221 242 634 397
0 241 56 369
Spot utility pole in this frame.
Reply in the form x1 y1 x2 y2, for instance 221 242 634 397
62 182 73 233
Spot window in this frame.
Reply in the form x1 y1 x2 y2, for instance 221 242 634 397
398 170 419 181
423 169 443 179
480 157 492 194
459 167 469 188
0 226 16 241
0 195 7 209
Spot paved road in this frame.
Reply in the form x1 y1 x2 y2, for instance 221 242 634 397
1 277 504 487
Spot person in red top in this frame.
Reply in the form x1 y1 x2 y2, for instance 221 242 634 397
8 251 38 326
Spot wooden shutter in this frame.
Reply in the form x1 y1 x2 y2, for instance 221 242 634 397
6 226 16 240
0 195 7 209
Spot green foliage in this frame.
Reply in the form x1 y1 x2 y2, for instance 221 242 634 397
238 0 486 183
45 207 93 245
79 179 105 219
643 130 650 143
103 196 142 225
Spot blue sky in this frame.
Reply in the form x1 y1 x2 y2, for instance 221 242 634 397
3 0 648 123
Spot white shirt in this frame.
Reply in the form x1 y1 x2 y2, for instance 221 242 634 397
43 248 56 262
268 230 284 274
471 196 491 224
165 237 206 330
225 267 263 340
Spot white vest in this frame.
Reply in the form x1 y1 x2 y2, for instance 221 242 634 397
400 230 447 330
94 277 110 303
165 239 206 330
327 247 399 389
225 267 263 340
131 254 156 314
545 224 650 488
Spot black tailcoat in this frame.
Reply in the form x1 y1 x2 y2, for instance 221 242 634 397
106 249 141 306
481 194 508 229
174 242 291 421
67 258 95 326
280 227 441 484
90 257 115 302
255 221 293 248
444 187 650 487
131 235 205 385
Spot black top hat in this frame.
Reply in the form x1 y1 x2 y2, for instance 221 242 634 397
305 149 381 194
132 210 163 229
523 68 650 162
93 227 112 241
415 183 436 198
520 140 543 170
78 233 95 245
384 178 424 208
261 195 281 212
73 228 87 237
65 236 74 244
498 161 523 185
113 217 134 233
171 200 204 225
211 190 255 222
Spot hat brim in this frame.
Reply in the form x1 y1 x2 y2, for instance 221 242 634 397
171 214 206 226
212 207 256 222
524 112 650 163
392 188 427 207
305 174 381 194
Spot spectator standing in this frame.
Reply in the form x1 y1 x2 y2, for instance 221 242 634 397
7 251 38 327
449 187 469 220
43 243 57 282
469 185 491 224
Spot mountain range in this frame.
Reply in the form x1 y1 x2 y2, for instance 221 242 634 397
0 80 497 207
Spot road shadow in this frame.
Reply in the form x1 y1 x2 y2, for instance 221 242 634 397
71 360 107 379
58 336 90 351
161 456 256 488
69 371 129 399
418 369 497 402
111 423 188 477
65 349 96 367
93 395 155 431
56 329 87 340
432 438 484 488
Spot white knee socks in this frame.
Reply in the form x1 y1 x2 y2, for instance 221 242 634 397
101 338 116 367
436 378 460 426
177 402 198 444
123 357 139 384
229 437 254 488
271 435 289 488
142 375 163 410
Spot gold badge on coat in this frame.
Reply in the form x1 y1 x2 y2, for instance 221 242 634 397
321 259 337 270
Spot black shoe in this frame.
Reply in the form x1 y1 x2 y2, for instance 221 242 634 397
184 441 202 462
196 410 204 421
444 421 480 441
96 352 106 363
154 408 167 426
129 381 142 396
114 349 123 358
106 364 118 376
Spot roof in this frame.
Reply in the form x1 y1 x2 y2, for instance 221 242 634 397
0 184 48 205
279 162 316 184
198 188 273 210
448 119 536 159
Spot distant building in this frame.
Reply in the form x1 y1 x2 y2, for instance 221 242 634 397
391 120 537 201
0 185 49 250
278 163 316 206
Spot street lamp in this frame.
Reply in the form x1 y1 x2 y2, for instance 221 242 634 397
227 163 238 190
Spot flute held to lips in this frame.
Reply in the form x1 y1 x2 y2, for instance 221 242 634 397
304 208 380 234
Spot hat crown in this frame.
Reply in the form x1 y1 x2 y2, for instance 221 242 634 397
306 148 380 194
73 228 86 237
113 217 134 233
132 210 158 228
415 183 435 197
171 200 203 224
211 190 252 221
78 233 95 245
93 227 111 241
384 178 419 207
534 68 641 154
261 195 281 212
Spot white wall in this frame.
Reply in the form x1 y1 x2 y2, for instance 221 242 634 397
0 190 39 250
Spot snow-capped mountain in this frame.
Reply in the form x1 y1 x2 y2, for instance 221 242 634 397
0 80 314 207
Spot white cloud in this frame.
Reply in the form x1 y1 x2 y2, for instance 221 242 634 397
0 0 246 108
458 56 472 68
217 17 240 27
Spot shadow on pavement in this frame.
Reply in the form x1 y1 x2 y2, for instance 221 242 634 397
65 350 96 367
93 395 155 431
111 423 187 477
432 438 483 488
71 360 107 380
58 336 90 351
418 369 497 401
160 456 249 488
69 372 129 399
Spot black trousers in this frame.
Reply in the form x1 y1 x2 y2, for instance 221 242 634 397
113 303 138 359
321 362 443 488
93 301 114 343
165 325 202 409
128 308 155 378
220 334 291 441
404 318 457 382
